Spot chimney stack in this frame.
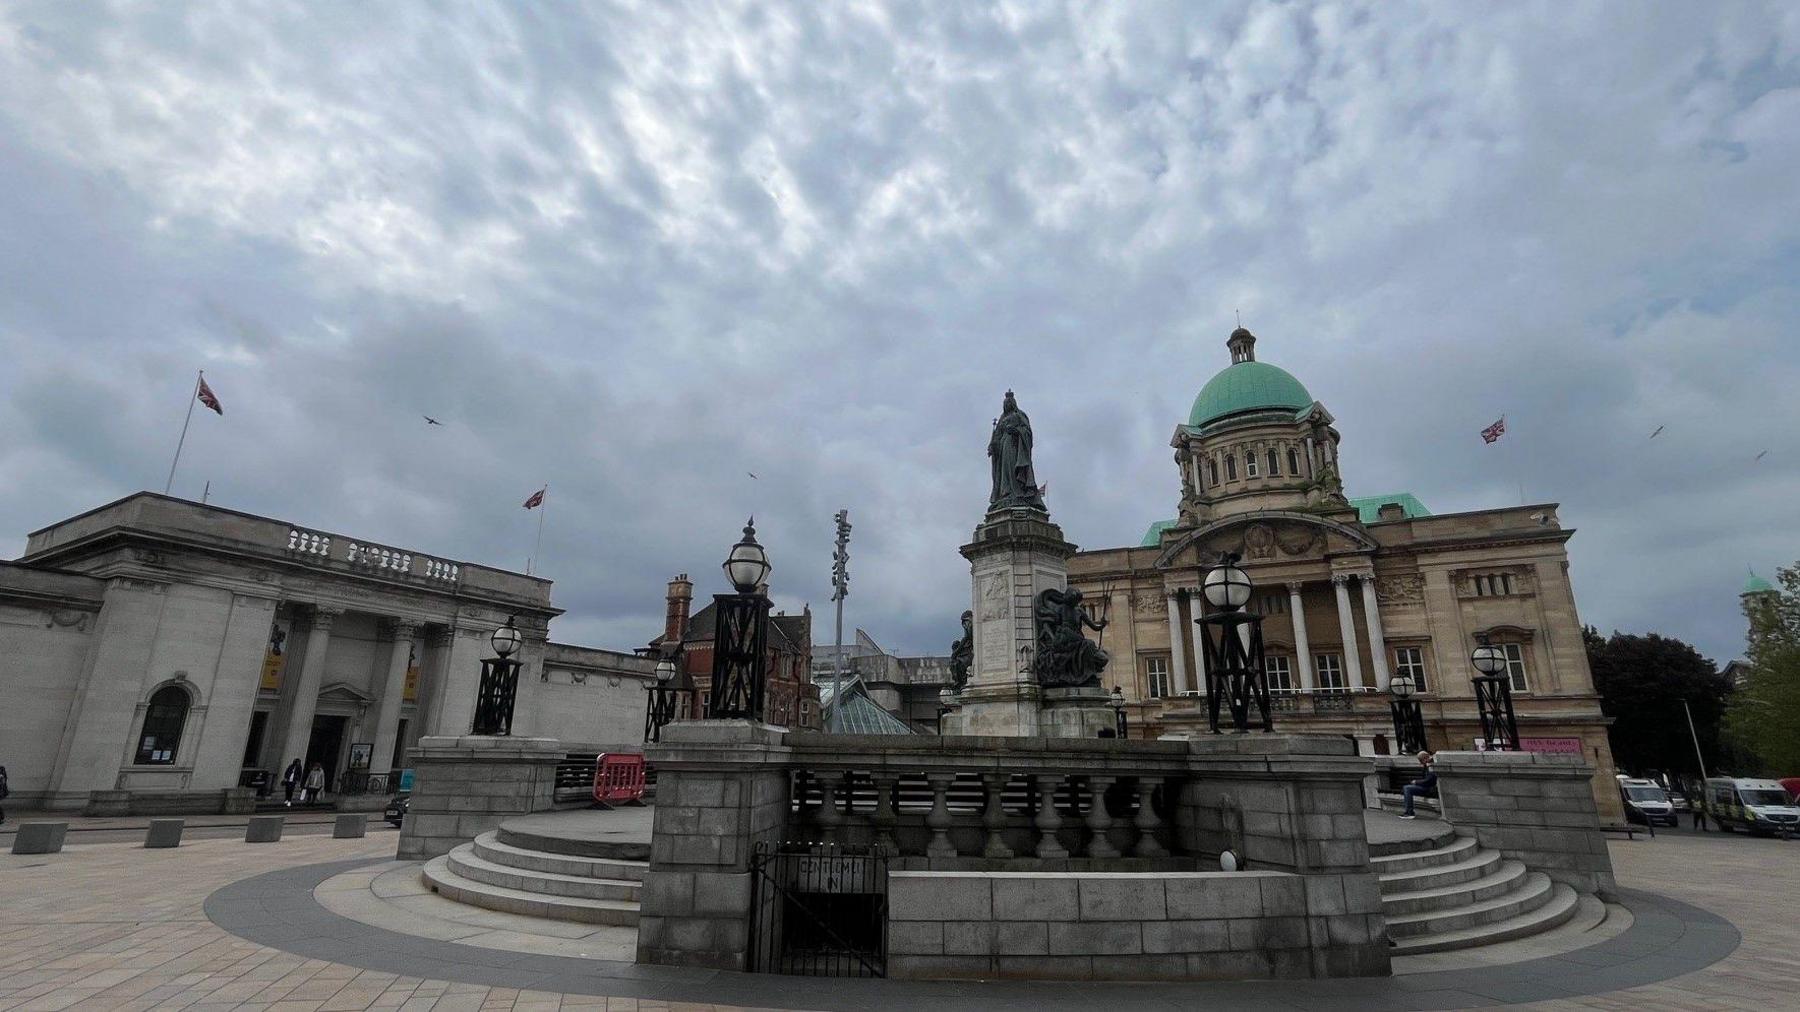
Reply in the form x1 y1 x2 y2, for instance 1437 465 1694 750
664 573 692 644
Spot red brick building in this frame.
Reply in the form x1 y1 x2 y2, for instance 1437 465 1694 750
649 574 819 729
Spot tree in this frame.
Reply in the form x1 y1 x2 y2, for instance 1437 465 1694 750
1586 626 1733 779
1725 564 1800 775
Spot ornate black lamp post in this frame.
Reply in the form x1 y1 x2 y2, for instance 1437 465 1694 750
1388 669 1428 756
1197 552 1273 733
1110 684 1128 738
471 615 523 735
1470 634 1520 751
708 518 773 721
644 655 685 743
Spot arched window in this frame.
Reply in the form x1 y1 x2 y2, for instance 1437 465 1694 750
1288 447 1302 475
135 685 191 765
1225 455 1237 481
1245 452 1259 478
1208 459 1219 485
1266 449 1280 476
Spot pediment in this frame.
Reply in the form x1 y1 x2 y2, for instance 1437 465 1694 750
1153 511 1376 570
317 681 375 705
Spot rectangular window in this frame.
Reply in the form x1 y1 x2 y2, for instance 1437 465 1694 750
1145 655 1172 698
1393 646 1428 692
1501 643 1529 692
1315 653 1345 691
1245 453 1259 478
1266 655 1293 692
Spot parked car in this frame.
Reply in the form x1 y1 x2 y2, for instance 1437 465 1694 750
384 793 409 828
1705 777 1800 837
1619 779 1678 827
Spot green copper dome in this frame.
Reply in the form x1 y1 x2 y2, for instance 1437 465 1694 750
1188 360 1314 427
1743 569 1776 595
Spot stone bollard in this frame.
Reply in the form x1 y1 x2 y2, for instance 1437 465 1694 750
11 822 69 855
144 818 185 849
333 813 367 839
245 815 284 843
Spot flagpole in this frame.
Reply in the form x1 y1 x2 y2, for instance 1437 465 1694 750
164 371 202 495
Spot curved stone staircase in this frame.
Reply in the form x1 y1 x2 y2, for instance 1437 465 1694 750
422 823 645 926
1373 824 1598 954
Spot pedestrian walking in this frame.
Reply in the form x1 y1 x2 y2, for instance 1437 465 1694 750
282 758 302 806
1693 796 1709 832
1399 751 1438 820
0 764 10 826
304 763 326 804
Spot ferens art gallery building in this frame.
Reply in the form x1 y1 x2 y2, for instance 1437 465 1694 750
1066 328 1622 818
0 493 654 814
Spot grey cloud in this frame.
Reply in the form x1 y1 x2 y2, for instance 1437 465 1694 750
2 1 1797 665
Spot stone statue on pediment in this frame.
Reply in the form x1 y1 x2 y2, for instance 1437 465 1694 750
948 610 973 690
1031 587 1109 688
988 391 1046 512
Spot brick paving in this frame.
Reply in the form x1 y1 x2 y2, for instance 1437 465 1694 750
0 820 1790 1009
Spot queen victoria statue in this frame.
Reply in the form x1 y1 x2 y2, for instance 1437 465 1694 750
988 390 1046 512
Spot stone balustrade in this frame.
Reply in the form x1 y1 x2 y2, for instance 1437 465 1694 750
782 733 1192 866
346 542 413 573
1268 687 1387 716
286 528 332 555
637 722 1388 978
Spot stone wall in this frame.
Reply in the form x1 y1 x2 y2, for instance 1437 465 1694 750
887 868 1383 981
1433 750 1615 896
395 735 566 861
635 721 792 971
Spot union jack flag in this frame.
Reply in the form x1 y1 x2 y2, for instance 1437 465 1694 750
522 488 546 509
1481 417 1506 444
196 375 222 415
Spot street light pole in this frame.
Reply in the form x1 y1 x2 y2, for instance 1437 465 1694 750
830 509 851 733
1681 699 1710 783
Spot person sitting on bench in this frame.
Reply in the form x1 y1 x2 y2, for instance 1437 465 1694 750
1400 751 1437 820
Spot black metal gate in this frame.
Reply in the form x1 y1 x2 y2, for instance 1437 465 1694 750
748 841 889 977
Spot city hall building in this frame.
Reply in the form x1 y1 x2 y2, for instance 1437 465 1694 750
0 493 657 814
1067 327 1621 815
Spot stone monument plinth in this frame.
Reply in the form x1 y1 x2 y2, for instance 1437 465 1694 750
943 507 1076 736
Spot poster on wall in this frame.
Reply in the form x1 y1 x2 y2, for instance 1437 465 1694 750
403 642 420 702
260 619 289 691
348 742 373 771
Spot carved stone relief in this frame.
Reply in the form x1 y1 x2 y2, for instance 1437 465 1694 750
1375 575 1424 606
1132 591 1168 616
978 574 1008 621
1243 523 1276 561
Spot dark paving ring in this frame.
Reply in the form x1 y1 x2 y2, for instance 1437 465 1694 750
205 857 1740 1010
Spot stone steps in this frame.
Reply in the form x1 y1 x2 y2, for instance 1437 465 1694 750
1378 847 1502 894
1381 859 1529 917
421 853 640 925
446 844 642 902
1370 834 1478 874
1389 883 1581 955
496 821 650 862
470 831 647 882
1386 869 1557 939
1374 825 1594 954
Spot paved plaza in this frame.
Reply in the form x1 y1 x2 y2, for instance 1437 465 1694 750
0 815 1789 1010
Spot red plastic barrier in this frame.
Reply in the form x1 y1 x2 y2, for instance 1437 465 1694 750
593 752 646 805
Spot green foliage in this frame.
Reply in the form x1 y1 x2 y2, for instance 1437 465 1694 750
1585 625 1732 778
1725 564 1800 775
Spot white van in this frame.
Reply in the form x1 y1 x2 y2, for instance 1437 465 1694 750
1618 778 1677 827
1705 777 1800 836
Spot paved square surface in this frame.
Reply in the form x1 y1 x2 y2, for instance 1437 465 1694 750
0 818 1788 1010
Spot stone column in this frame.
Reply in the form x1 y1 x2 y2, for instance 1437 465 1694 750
369 620 418 778
1287 582 1314 691
1331 577 1363 689
1187 589 1208 696
1358 576 1390 691
271 607 340 770
1164 593 1189 695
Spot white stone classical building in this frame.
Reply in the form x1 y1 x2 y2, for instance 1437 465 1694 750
1066 327 1622 819
0 492 654 814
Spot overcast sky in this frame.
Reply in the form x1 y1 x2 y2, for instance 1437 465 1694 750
2 3 1796 666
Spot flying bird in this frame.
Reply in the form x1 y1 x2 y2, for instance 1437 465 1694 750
423 415 442 426
1648 425 1664 439
1755 450 1768 461
747 472 758 480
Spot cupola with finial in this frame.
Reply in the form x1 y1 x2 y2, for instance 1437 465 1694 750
1227 326 1257 364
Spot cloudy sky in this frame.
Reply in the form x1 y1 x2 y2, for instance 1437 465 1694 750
2 2 1796 665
